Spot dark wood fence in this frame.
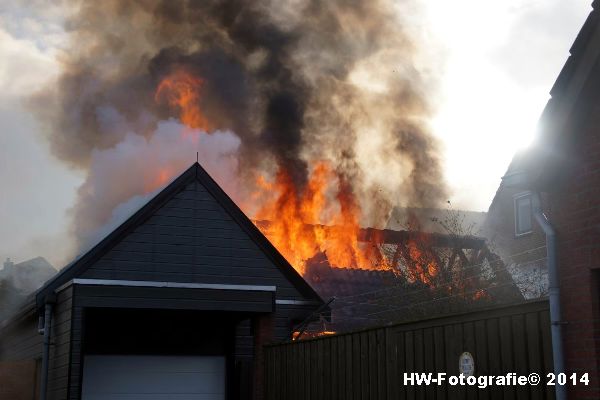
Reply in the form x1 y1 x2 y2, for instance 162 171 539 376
265 299 554 400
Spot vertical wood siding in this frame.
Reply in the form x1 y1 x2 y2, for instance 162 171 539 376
47 286 73 400
265 300 554 400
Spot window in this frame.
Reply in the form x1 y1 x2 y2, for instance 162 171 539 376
514 192 533 236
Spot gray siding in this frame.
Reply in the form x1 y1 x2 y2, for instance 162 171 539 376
0 287 73 400
0 307 42 361
67 306 83 400
81 181 306 301
47 286 73 400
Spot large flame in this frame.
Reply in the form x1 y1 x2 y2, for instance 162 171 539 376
253 163 389 274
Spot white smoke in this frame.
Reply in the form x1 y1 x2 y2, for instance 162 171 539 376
73 121 241 251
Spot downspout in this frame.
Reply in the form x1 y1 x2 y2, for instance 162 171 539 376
39 301 54 400
531 192 566 400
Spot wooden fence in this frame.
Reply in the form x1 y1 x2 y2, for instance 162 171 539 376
265 299 554 400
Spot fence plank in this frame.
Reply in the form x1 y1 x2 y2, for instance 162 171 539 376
305 341 311 399
377 328 386 400
324 338 331 400
463 321 477 400
394 329 404 400
347 334 354 400
405 330 415 400
423 327 435 400
474 319 489 400
499 316 516 399
337 336 346 400
525 312 543 400
512 314 530 400
486 318 503 400
539 311 555 400
312 341 320 399
368 330 378 400
360 331 370 400
444 325 456 399
433 326 446 400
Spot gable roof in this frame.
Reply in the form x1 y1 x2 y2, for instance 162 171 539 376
36 162 323 307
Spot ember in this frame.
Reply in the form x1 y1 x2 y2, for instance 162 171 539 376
292 330 336 341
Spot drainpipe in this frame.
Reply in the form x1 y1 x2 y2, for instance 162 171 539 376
531 192 566 400
39 301 54 400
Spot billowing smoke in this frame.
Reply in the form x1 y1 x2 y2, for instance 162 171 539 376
31 0 447 253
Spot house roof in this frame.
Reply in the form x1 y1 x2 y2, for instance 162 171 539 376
501 2 600 190
36 162 324 307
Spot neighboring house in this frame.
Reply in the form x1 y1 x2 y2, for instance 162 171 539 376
0 257 56 293
486 2 600 397
482 180 550 299
0 163 324 400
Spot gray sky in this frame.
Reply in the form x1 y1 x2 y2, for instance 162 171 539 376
0 1 592 267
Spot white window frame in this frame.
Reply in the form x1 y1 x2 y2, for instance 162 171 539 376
513 191 533 237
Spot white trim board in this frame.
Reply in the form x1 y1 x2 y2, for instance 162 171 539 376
72 278 276 292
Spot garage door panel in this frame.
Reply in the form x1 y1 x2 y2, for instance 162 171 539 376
82 355 225 400
84 395 220 400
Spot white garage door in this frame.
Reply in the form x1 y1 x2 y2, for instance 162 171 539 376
82 355 225 400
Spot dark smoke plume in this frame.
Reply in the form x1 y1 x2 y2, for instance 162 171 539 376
31 0 447 250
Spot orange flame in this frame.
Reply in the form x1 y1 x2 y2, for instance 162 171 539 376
144 167 176 193
253 162 389 274
155 70 211 132
404 239 439 286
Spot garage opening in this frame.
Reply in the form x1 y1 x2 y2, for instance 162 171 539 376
81 308 243 399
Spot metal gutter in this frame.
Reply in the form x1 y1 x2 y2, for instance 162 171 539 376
531 193 566 400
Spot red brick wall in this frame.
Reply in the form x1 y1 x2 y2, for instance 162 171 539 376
548 102 600 398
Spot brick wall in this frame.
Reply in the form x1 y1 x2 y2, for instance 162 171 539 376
548 101 600 399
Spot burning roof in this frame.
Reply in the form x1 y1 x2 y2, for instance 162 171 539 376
288 226 523 334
